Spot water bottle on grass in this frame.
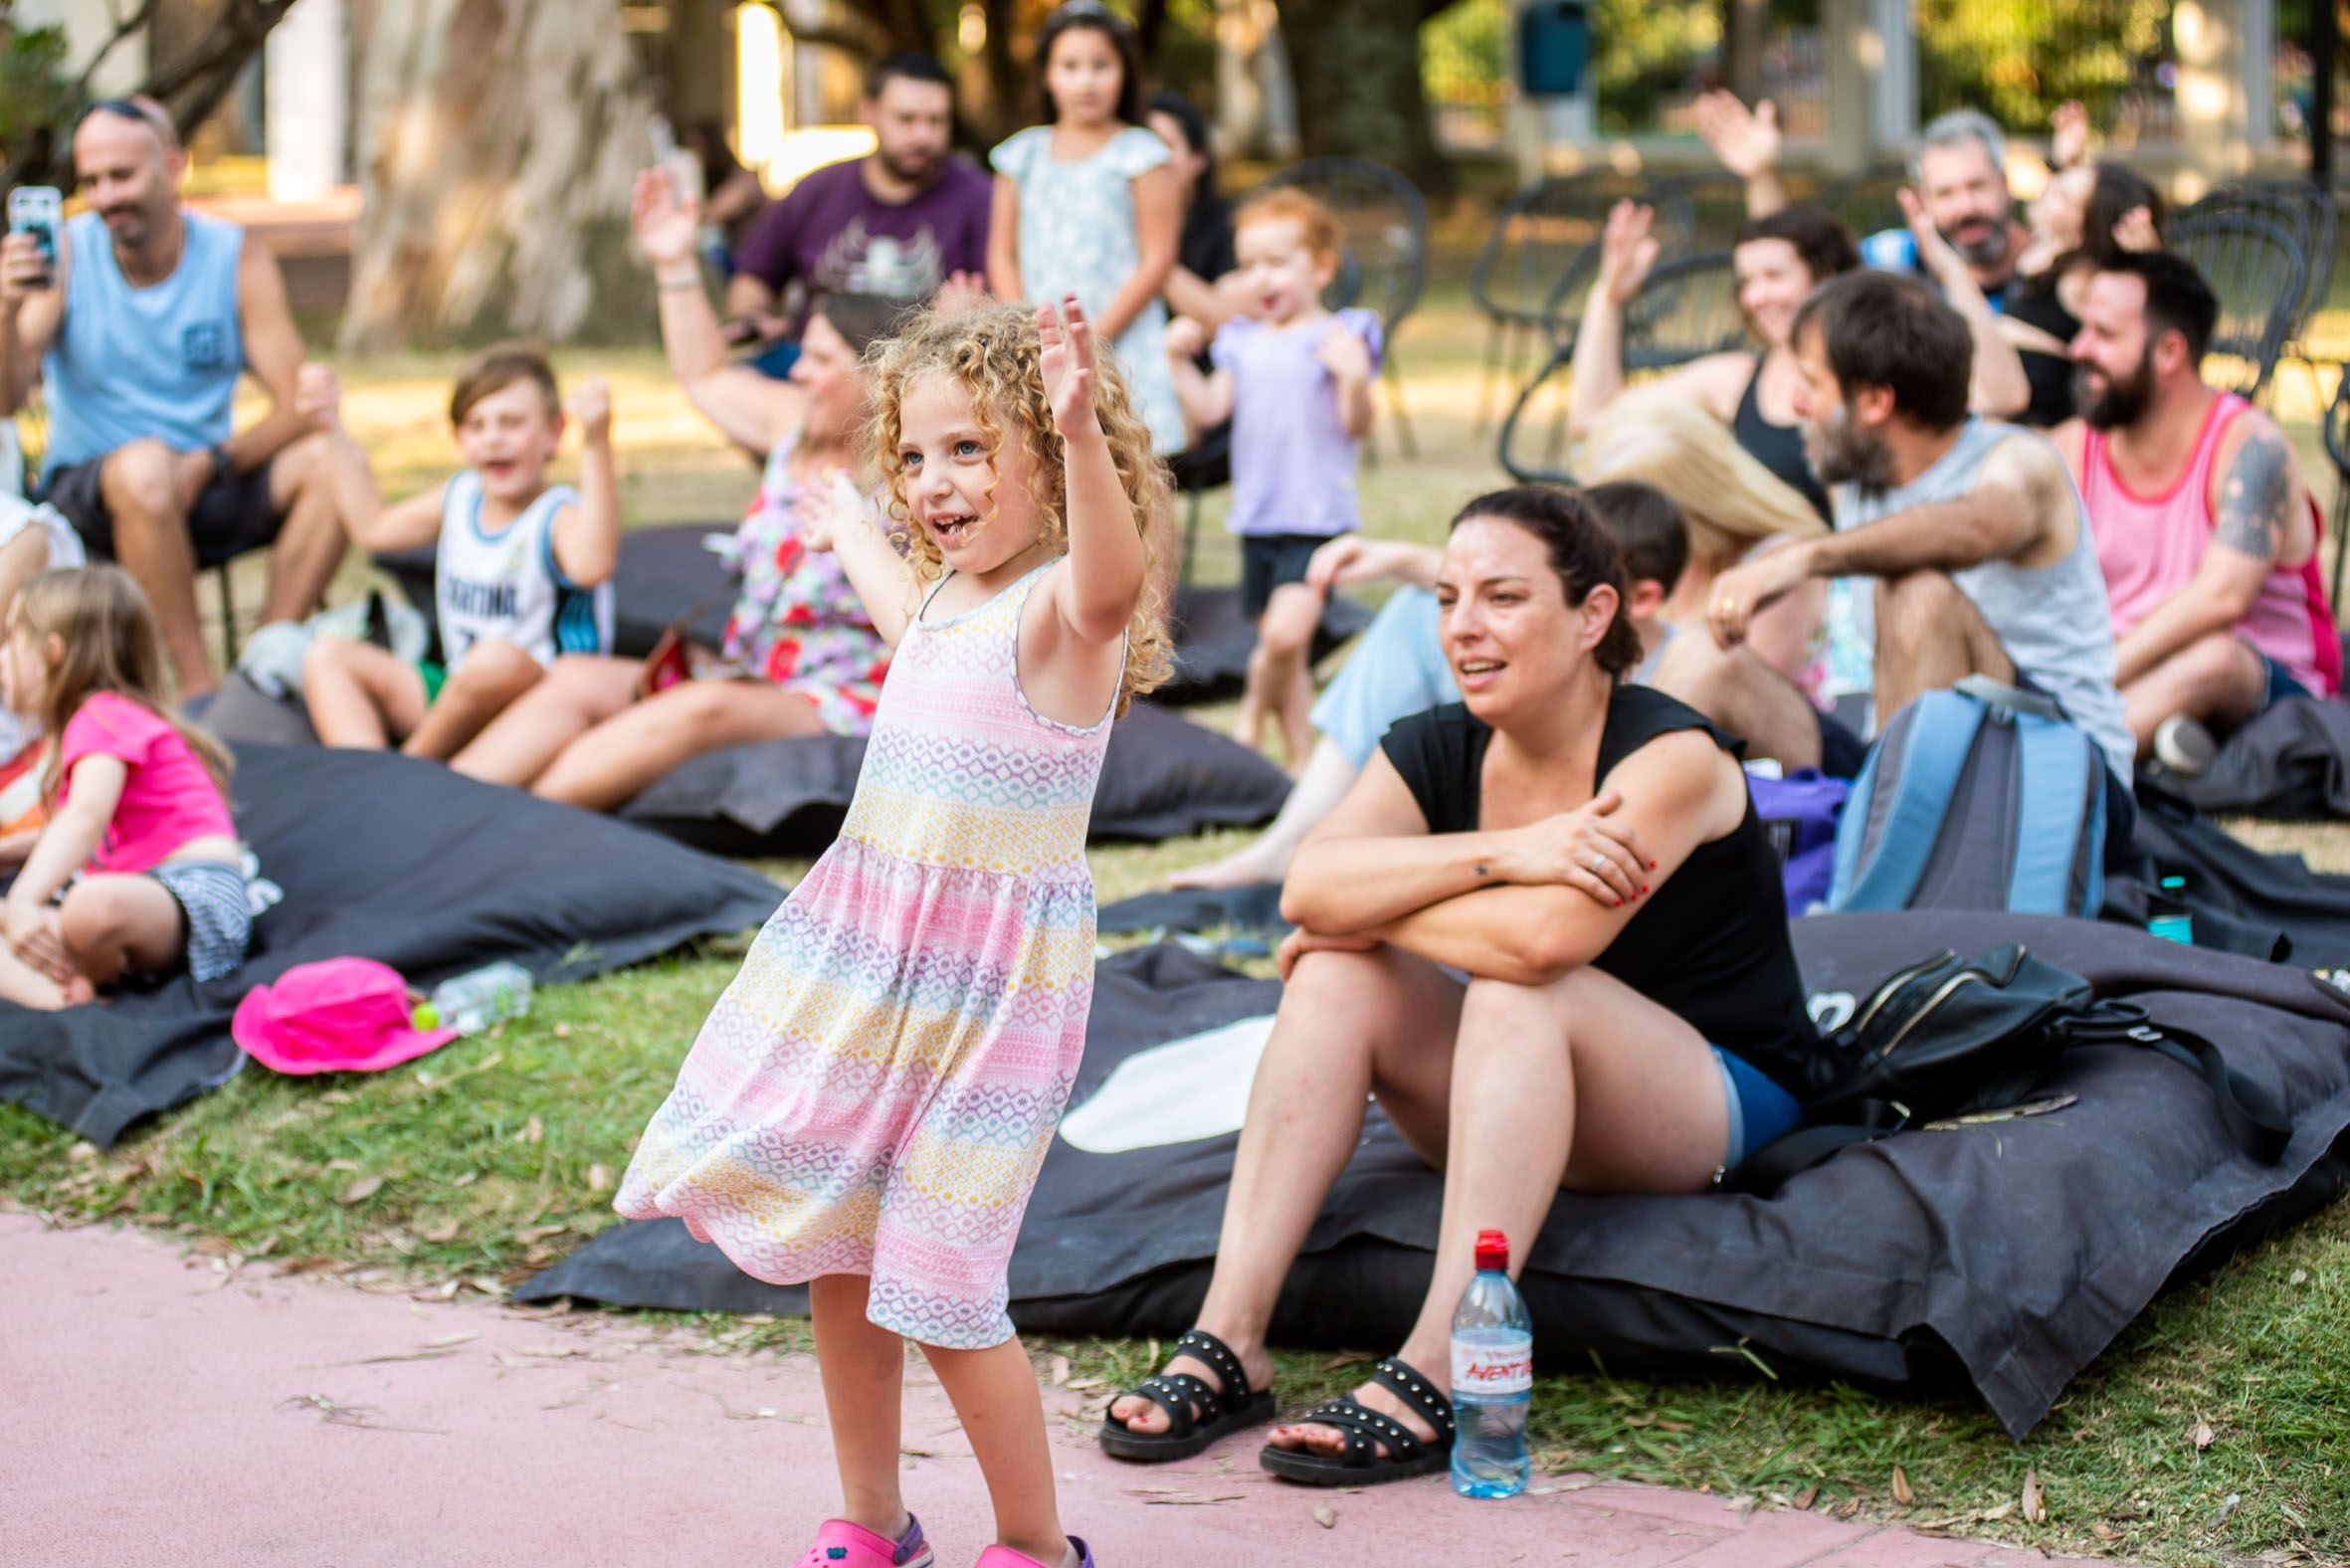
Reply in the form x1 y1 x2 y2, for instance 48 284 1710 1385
421 961 534 1035
1450 1227 1532 1498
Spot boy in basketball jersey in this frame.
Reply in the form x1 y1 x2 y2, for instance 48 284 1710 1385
298 346 620 758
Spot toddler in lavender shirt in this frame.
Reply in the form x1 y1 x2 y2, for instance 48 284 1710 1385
1167 188 1381 768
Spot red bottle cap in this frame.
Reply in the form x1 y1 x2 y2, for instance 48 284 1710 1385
1473 1228 1509 1272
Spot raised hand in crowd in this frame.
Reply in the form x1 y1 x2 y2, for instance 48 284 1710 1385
1897 186 2032 417
1594 200 1662 308
565 374 614 446
631 166 701 269
2050 99 2090 171
2113 204 2160 253
1693 90 1789 217
933 270 992 315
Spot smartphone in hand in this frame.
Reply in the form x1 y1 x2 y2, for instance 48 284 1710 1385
7 186 64 290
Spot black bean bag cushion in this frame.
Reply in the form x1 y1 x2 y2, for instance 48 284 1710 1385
619 701 1290 857
519 912 2350 1440
0 744 783 1147
1159 583 1375 705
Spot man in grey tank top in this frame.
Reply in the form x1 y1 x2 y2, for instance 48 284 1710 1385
0 98 349 702
1694 271 2136 783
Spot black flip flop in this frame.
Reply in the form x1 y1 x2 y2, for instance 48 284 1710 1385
1258 1356 1456 1487
1097 1328 1277 1463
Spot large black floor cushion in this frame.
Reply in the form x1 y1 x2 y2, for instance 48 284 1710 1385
521 914 2350 1439
1159 583 1375 705
620 701 1290 857
0 744 783 1147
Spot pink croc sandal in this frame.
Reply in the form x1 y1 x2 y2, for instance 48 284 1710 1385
973 1538 1095 1568
794 1514 934 1568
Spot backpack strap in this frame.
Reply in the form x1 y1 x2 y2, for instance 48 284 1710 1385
1830 691 1987 911
2008 712 2098 916
2124 1022 2293 1164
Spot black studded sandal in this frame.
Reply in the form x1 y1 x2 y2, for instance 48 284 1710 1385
1097 1328 1277 1463
1257 1355 1457 1487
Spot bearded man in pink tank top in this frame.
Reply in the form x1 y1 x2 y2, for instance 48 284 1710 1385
2056 250 2340 774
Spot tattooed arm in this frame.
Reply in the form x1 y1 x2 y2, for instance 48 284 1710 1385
2112 418 2303 686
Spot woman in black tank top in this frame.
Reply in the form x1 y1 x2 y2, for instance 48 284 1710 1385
1098 488 1826 1485
1568 203 1858 527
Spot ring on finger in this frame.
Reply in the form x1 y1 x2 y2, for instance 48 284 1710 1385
1590 854 1607 876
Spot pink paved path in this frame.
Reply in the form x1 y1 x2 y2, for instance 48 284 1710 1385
3 1212 2119 1567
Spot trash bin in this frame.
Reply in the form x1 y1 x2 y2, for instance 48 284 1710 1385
1518 0 1590 98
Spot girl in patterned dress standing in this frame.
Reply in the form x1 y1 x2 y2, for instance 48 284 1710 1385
614 296 1168 1568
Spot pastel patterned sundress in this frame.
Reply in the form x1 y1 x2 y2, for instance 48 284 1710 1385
989 124 1185 454
718 430 892 735
614 564 1114 1348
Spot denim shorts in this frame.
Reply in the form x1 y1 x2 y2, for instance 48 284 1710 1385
1712 1046 1805 1168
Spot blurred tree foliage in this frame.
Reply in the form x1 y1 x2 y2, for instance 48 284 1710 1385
0 2 73 185
1915 0 2170 131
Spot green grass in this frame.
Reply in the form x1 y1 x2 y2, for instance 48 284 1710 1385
9 252 2350 1566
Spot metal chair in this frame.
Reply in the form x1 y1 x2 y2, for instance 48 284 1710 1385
1819 161 1910 241
1495 251 1748 484
1467 170 1651 431
1646 169 1753 252
1250 157 1430 455
2189 180 2338 405
2323 364 2350 609
1619 250 1746 371
2167 211 2308 402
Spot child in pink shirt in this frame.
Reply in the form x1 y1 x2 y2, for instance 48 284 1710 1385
0 565 246 1010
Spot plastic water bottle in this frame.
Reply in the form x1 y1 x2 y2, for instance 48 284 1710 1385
423 962 534 1035
1450 1228 1533 1498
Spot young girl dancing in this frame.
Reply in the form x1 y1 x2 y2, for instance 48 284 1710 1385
0 566 246 1010
614 296 1168 1568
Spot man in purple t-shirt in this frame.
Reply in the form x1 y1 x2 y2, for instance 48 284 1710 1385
725 53 991 342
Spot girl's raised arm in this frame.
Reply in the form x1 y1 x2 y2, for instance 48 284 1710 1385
1039 298 1146 647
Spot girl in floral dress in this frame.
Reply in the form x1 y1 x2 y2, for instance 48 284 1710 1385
986 2 1184 453
617 298 1168 1568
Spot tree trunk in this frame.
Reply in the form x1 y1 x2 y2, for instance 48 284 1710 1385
1272 0 1456 194
338 0 655 351
1721 0 1766 104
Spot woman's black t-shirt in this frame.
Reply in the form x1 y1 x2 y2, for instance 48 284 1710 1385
1380 686 1823 1096
2007 281 2081 429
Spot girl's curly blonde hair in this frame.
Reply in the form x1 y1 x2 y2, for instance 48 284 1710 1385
869 301 1171 716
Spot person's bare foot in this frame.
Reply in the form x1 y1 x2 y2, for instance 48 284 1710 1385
1265 1370 1440 1459
1166 835 1293 890
1104 1334 1275 1436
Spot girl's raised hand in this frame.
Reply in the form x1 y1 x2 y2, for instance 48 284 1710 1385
1038 296 1099 438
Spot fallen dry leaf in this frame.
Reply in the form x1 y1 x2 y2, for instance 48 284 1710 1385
277 1256 351 1276
587 1163 611 1192
1891 1466 1913 1505
1065 1377 1104 1392
2193 1416 2216 1452
2022 1469 2046 1523
1982 1499 2017 1521
520 1116 544 1145
1792 1483 1818 1510
553 1023 572 1039
1050 1355 1071 1386
1317 1351 1373 1372
340 1174 385 1205
422 1332 478 1348
1312 1500 1337 1529
2092 1522 2122 1542
419 1220 462 1244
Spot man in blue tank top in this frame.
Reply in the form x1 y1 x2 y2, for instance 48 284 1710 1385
0 98 347 700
